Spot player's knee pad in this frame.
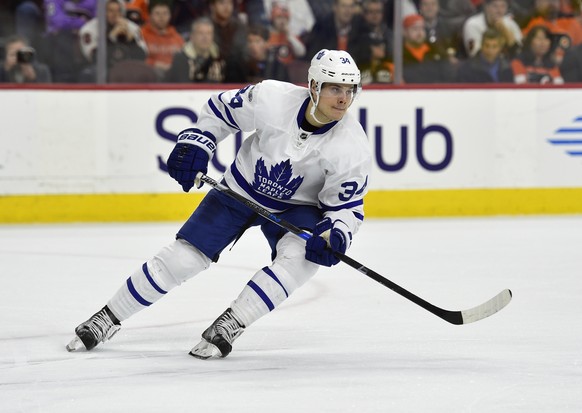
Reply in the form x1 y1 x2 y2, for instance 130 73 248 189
271 232 320 293
148 238 211 291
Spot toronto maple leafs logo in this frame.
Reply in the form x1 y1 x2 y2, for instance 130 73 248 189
252 158 304 200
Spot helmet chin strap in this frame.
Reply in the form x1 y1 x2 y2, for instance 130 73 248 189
309 82 334 125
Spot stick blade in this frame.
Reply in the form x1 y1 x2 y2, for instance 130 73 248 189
460 289 512 324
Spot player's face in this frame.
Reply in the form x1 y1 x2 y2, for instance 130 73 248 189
313 83 356 123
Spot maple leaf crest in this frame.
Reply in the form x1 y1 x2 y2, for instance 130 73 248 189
252 158 304 200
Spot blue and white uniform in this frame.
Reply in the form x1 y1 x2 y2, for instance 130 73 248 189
108 79 371 330
199 79 370 238
66 49 374 357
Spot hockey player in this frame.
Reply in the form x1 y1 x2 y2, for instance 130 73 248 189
66 49 372 359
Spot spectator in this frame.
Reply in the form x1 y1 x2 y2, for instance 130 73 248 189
560 42 582 80
79 0 151 82
267 2 306 65
522 0 582 63
305 0 357 57
209 0 248 65
141 1 184 79
263 0 315 39
384 0 419 29
419 0 464 59
348 0 393 65
0 2 17 39
14 0 44 49
463 0 523 58
402 14 456 83
170 0 209 37
511 0 537 28
234 0 268 26
457 27 515 82
306 0 334 22
512 24 564 83
227 24 290 82
165 17 226 82
438 0 476 33
358 36 395 84
125 0 150 26
43 0 96 82
0 34 52 83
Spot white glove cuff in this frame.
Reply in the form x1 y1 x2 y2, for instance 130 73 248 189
332 219 352 250
176 129 217 159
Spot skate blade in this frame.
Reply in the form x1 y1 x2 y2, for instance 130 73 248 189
66 336 85 352
189 339 222 360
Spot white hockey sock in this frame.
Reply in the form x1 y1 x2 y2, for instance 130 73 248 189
230 266 289 326
230 233 320 327
108 239 211 321
107 262 166 321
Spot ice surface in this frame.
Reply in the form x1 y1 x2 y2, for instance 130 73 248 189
1 216 581 412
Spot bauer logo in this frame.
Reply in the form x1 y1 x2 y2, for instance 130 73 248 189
547 116 582 157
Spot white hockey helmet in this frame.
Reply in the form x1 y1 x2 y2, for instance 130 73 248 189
307 49 361 123
308 49 361 97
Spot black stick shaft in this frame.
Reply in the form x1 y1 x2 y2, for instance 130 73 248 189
198 173 505 325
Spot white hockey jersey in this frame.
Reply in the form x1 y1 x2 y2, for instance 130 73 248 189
196 80 372 241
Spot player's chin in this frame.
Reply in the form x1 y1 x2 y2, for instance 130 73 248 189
329 108 347 120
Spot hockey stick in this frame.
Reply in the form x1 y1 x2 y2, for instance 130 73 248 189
197 173 512 325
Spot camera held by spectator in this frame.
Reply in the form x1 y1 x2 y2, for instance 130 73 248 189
0 35 51 83
16 47 36 65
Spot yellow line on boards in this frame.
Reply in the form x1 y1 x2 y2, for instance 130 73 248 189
364 188 582 217
1 188 581 223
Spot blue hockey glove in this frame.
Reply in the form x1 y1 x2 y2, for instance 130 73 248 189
305 218 350 267
167 128 216 192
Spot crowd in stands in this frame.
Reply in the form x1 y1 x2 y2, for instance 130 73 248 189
1 0 582 84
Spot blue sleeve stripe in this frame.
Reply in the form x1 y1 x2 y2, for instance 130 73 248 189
247 280 274 311
320 199 364 212
262 266 289 297
218 92 241 130
353 211 364 221
208 98 239 130
230 162 299 211
142 263 167 294
126 278 152 307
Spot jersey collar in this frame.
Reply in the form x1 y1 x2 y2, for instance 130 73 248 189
296 98 338 135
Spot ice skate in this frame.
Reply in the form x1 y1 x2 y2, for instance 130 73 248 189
189 308 245 359
66 306 121 352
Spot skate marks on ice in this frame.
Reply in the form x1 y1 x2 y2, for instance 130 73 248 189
0 217 581 412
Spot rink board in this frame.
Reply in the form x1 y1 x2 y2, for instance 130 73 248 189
1 86 581 222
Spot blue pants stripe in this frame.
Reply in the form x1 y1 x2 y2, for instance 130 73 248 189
142 263 167 294
262 266 289 297
126 278 152 307
247 280 274 311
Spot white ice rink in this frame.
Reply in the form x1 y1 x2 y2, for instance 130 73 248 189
1 216 581 412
